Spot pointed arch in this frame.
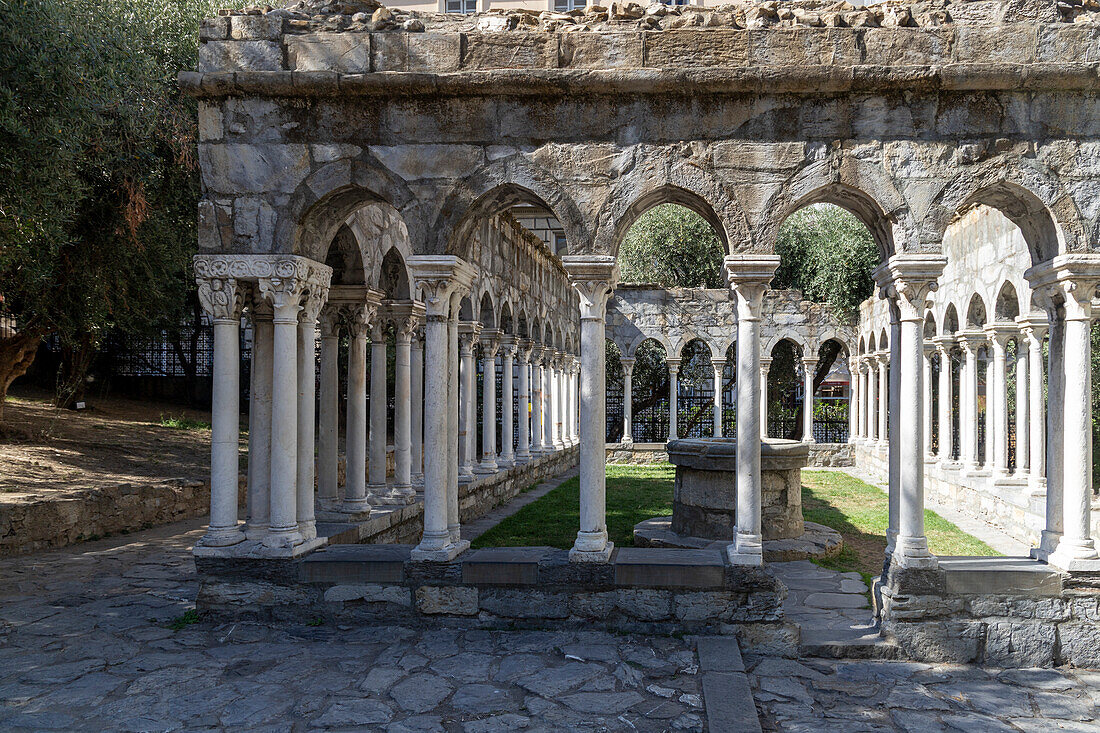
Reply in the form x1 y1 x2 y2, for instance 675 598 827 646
966 294 988 328
994 281 1021 322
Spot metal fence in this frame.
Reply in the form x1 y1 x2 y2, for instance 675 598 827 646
812 400 849 443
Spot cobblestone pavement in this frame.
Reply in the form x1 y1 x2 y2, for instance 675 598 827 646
0 519 703 732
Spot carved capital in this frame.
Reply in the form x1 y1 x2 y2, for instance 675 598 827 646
318 307 341 338
1025 253 1100 322
407 255 477 319
724 255 779 322
480 328 503 359
500 337 517 359
458 321 482 354
562 255 618 322
619 356 636 377
196 275 245 323
515 339 534 362
873 254 946 323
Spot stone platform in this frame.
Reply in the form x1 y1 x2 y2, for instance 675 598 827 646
633 517 843 563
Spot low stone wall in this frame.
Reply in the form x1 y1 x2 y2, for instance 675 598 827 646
879 558 1100 668
606 443 668 464
196 543 797 652
460 447 578 523
807 443 853 467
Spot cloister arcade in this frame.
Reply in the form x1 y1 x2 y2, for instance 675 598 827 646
188 2 1100 664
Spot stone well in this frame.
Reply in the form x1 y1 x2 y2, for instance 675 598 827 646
634 438 842 561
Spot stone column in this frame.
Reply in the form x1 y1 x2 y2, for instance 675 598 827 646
381 304 423 504
712 359 726 438
987 326 1014 479
296 289 325 541
367 320 388 499
759 357 772 438
725 255 780 566
530 349 544 454
408 256 475 562
1047 272 1100 568
553 354 566 450
1013 331 1029 479
862 359 873 441
564 255 617 562
802 357 817 444
477 330 502 474
516 340 532 462
878 256 945 569
411 332 424 484
543 353 555 451
342 303 372 515
959 333 982 474
922 345 934 459
245 298 273 539
499 338 516 468
847 357 858 443
876 353 889 448
447 297 462 542
316 309 340 508
620 356 635 444
935 340 954 466
887 308 902 559
458 322 481 481
1022 320 1047 490
667 358 681 441
195 274 246 548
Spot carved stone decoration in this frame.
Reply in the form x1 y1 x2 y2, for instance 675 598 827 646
562 255 618 322
873 254 948 323
196 275 246 322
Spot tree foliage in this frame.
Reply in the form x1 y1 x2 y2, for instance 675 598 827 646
617 204 727 289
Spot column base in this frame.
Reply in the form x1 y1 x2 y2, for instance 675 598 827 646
449 524 462 543
411 473 424 485
242 522 269 542
411 532 469 562
372 487 416 506
938 459 960 471
553 440 566 451
197 526 246 548
194 535 324 559
326 499 373 522
894 536 939 569
727 533 763 566
498 456 515 469
569 541 614 563
1046 540 1100 570
262 525 303 549
297 520 317 541
474 461 498 475
515 452 531 464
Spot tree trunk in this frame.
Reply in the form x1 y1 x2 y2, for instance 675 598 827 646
0 329 45 424
55 332 97 409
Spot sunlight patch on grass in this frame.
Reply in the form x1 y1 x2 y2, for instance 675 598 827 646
159 414 210 431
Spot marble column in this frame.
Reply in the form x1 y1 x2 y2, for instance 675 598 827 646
411 332 424 484
196 275 246 548
564 255 617 562
458 322 481 481
477 330 501 474
316 310 340 509
1013 332 1029 479
543 353 555 451
879 256 945 569
620 356 635 444
1022 321 1047 491
381 304 423 504
367 320 388 499
863 359 874 441
876 353 889 448
516 341 532 462
987 326 1013 479
667 358 681 441
296 290 325 541
935 340 954 466
447 298 462 542
886 309 902 560
245 298 273 539
847 357 858 443
342 303 373 516
499 338 516 468
530 349 544 454
1048 273 1100 567
959 333 981 474
922 345 934 459
759 357 772 439
802 357 817 444
712 359 726 438
725 255 780 566
408 255 475 562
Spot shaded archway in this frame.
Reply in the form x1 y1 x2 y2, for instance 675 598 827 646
626 338 671 443
677 338 716 438
813 338 852 443
767 338 804 440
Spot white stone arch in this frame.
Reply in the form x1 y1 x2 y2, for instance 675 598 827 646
764 333 808 359
627 332 674 359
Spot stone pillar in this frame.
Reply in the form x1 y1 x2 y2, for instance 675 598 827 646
922 345 934 459
245 298 273 539
876 353 889 448
620 356 635 444
959 333 981 474
195 274 246 548
877 256 945 569
477 330 501 474
316 309 340 508
1022 320 1047 490
296 290 325 541
935 340 954 466
516 341 532 462
667 358 681 441
458 322 481 481
1047 271 1100 568
759 357 772 438
499 338 516 468
530 350 544 454
886 308 902 558
543 353 555 451
411 332 424 484
712 359 726 438
342 303 373 515
987 326 1014 479
408 256 475 562
1013 331 1029 479
367 320 388 499
553 354 566 450
381 304 423 504
802 357 817 444
447 298 462 542
564 255 617 562
863 359 874 441
725 255 780 566
847 357 858 443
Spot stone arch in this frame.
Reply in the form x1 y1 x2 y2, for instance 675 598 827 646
324 224 368 286
994 281 1021 322
500 301 514 335
858 335 866 355
868 332 878 352
924 312 937 340
428 157 589 259
674 333 720 361
810 329 851 358
627 332 674 359
765 334 807 359
458 295 475 322
479 290 497 329
924 162 1085 264
516 310 530 340
943 303 960 335
966 293 988 328
759 156 915 259
377 246 411 299
878 329 889 350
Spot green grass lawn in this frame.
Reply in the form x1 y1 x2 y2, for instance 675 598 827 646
474 465 1001 581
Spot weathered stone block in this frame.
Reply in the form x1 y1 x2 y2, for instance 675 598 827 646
616 589 673 621
479 589 570 619
644 30 749 68
324 583 412 606
408 33 461 72
750 29 856 67
861 28 953 65
415 585 478 615
369 144 484 181
288 33 370 73
735 622 800 658
886 620 982 663
954 24 1037 64
570 591 617 619
199 143 310 195
199 41 283 72
559 33 643 69
984 620 1056 667
230 14 283 41
674 591 744 622
463 32 558 69
200 17 229 41
371 32 407 71
1036 25 1100 64
1057 621 1100 668
712 141 806 172
198 103 224 141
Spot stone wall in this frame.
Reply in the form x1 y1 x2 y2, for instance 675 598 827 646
606 443 669 464
807 443 853 467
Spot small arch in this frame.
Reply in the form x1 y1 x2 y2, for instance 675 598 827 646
459 295 474 322
994 282 1021 322
878 329 889 351
868 332 878 352
598 184 732 257
765 334 807 359
500 302 514 335
924 312 937 340
943 304 960 335
479 291 497 329
966 294 988 328
516 311 529 340
627 331 674 359
377 247 411 300
324 224 367 286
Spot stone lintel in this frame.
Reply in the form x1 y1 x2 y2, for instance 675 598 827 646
614 547 726 589
461 546 551 585
300 543 411 584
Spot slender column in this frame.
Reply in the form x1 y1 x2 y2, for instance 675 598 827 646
564 255 617 562
367 321 388 497
886 308 901 558
543 354 555 451
759 357 772 438
876 353 889 447
447 299 462 541
1013 332 1029 479
565 360 576 446
922 346 934 459
935 341 954 465
196 276 246 547
499 339 516 468
879 256 944 569
725 255 780 566
530 350 544 454
863 360 874 441
667 358 681 441
342 304 372 515
983 347 993 468
245 300 273 539
802 357 817 444
458 323 480 481
987 327 1013 478
959 335 979 472
1049 276 1099 567
381 305 422 504
317 311 340 507
553 354 566 450
516 341 532 462
411 332 424 484
477 332 501 474
712 359 726 438
408 255 475 562
621 357 635 444
296 291 324 541
1022 321 1047 490
847 357 858 443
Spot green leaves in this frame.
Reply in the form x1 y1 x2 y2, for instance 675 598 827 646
617 204 727 289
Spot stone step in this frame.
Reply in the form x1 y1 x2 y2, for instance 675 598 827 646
694 636 762 733
799 626 903 660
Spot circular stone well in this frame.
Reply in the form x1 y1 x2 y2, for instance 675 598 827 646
633 438 842 561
